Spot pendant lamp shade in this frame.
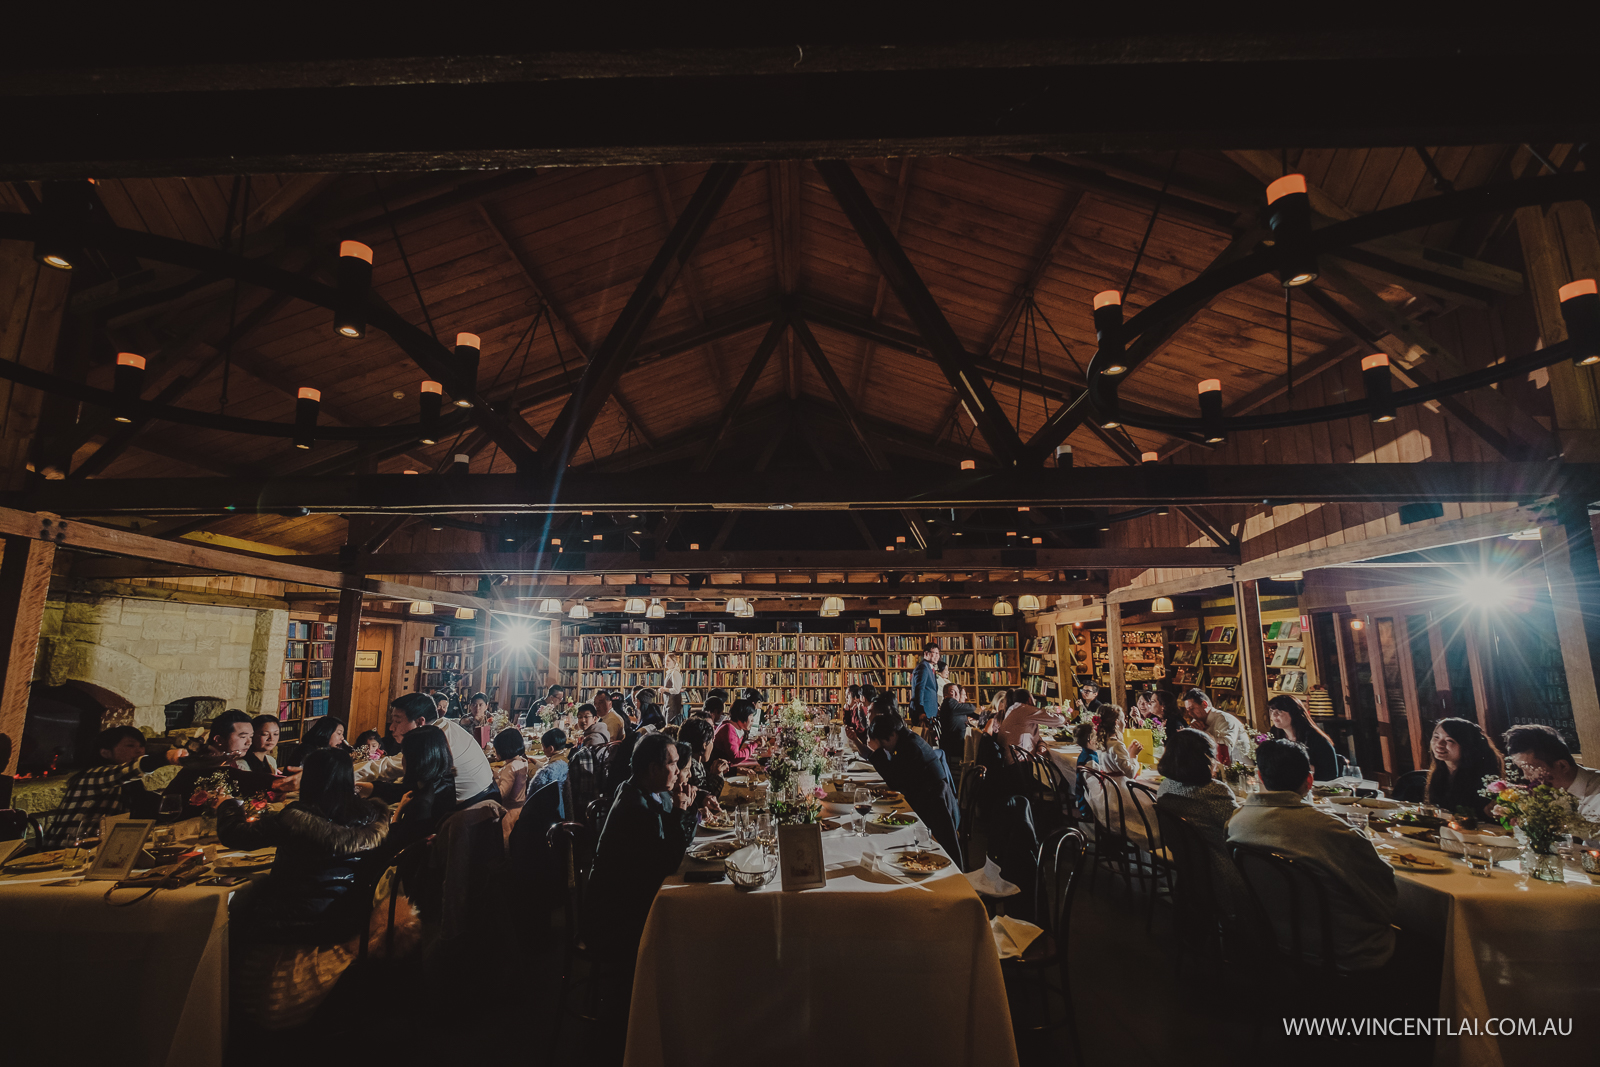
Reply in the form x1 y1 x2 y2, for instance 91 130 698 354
623 598 648 615
537 598 563 614
408 601 434 615
454 607 475 620
821 595 845 613
1152 597 1174 613
646 599 665 619
991 599 1014 617
725 597 748 614
736 601 755 618
919 595 942 611
568 603 591 620
906 601 925 617
1017 594 1041 611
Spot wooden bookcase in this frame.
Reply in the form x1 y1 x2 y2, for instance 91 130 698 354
279 619 335 740
1025 634 1059 701
417 634 479 711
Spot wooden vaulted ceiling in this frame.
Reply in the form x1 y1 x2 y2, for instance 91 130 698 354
3 142 1551 555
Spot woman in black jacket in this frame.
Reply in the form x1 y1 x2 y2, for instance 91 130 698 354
1267 695 1341 782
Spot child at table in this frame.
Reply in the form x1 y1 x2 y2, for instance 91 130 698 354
1073 722 1100 820
1096 706 1143 778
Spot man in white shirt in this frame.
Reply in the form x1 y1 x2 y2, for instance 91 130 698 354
1227 738 1397 971
997 688 1065 753
1502 724 1600 822
1183 687 1252 763
357 692 495 806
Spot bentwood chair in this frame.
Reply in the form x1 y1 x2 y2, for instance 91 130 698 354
1124 780 1175 930
1082 767 1138 899
548 820 601 1026
1155 809 1228 963
1002 826 1088 1064
955 760 986 868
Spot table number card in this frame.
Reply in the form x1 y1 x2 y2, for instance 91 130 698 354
777 823 826 891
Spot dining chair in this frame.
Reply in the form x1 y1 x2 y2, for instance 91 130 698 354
1124 780 1175 930
1154 808 1227 963
1391 770 1428 803
1001 826 1088 1064
356 839 430 963
1082 768 1138 901
548 820 602 1025
1229 842 1338 974
955 760 986 867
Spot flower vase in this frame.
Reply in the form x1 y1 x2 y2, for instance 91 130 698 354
1521 847 1564 883
796 772 817 796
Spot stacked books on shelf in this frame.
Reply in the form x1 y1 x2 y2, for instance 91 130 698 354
279 620 336 739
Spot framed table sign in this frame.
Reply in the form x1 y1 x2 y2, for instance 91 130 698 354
778 823 826 891
87 819 155 880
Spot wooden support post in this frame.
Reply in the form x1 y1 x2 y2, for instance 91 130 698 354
1541 501 1600 758
1106 601 1125 710
328 586 364 724
1363 617 1396 777
1233 577 1269 731
0 536 55 773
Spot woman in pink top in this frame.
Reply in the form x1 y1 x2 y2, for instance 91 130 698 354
711 699 758 766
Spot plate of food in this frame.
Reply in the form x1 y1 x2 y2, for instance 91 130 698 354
214 850 275 871
690 840 741 861
1388 851 1450 872
870 787 901 801
698 811 737 832
891 850 951 876
1355 797 1403 810
871 811 919 829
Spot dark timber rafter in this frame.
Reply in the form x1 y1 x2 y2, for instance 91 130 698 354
536 162 746 474
1086 423 1239 550
814 159 1026 467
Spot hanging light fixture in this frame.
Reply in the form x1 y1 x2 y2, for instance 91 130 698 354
418 380 443 443
1140 451 1157 464
1055 444 1073 468
821 595 845 614
920 595 942 611
959 459 977 470
906 601 925 617
646 599 665 619
537 598 563 614
1197 379 1225 443
452 333 479 407
113 352 145 423
737 601 755 618
409 601 434 615
623 598 648 615
294 387 321 450
1093 290 1127 375
1265 174 1318 286
1017 593 1041 611
1559 280 1600 365
1152 596 1174 613
725 597 748 614
568 603 592 620
32 180 93 271
454 607 476 620
820 606 840 618
334 241 373 338
1362 354 1397 422
992 599 1014 617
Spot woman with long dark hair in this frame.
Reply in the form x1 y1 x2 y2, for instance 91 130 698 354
1267 695 1340 781
1425 717 1504 819
300 715 348 754
389 725 456 848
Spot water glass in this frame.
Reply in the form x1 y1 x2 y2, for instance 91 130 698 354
1463 841 1494 878
756 813 776 856
1346 764 1362 785
1345 810 1369 838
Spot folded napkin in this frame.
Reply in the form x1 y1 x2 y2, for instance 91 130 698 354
1439 824 1520 860
990 915 1045 959
728 845 770 874
965 857 1021 898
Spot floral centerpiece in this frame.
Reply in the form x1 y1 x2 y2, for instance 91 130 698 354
187 770 238 809
1482 773 1598 852
764 699 828 824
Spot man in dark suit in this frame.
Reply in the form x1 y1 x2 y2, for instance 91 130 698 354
854 710 963 870
909 641 941 727
936 682 978 769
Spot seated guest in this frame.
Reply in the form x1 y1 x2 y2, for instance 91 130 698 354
386 725 456 850
1267 695 1340 781
707 687 731 706
997 688 1065 754
583 734 703 976
1502 724 1600 819
431 690 453 719
568 708 610 822
1155 690 1186 747
1227 739 1397 971
44 726 189 846
700 695 726 726
351 730 385 762
674 740 723 814
244 715 281 774
637 699 667 732
457 692 491 729
594 690 628 748
1096 706 1144 777
211 747 396 1030
528 729 571 818
356 693 495 808
678 717 729 800
937 682 978 769
1155 728 1239 853
528 684 566 727
492 728 531 808
840 684 867 733
299 715 349 757
1425 717 1504 820
1072 722 1100 820
853 710 963 869
164 710 277 818
1183 688 1251 764
861 683 879 710
711 699 758 766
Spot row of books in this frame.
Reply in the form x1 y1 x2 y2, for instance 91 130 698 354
1271 670 1310 693
422 655 473 670
279 679 329 700
1264 620 1304 640
284 660 328 679
287 621 335 641
422 637 471 654
752 671 841 687
1029 636 1055 654
279 697 330 717
1269 644 1306 666
285 641 334 660
841 637 884 651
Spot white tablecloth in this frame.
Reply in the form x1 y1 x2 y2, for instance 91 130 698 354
1390 851 1600 1067
0 868 233 1067
624 817 1019 1067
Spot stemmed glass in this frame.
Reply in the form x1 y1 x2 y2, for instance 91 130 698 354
756 813 776 857
59 819 91 873
853 787 874 838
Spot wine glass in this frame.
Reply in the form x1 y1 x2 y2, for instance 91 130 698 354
756 813 776 856
853 787 874 838
59 819 90 873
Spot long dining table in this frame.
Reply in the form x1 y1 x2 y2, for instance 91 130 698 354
623 763 1019 1067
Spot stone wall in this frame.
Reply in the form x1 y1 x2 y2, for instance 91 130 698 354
36 591 287 733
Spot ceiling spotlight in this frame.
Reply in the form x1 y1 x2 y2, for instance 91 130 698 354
568 603 592 620
112 352 145 423
294 387 321 450
537 598 563 614
991 599 1014 617
418 380 442 442
1362 354 1397 423
920 595 942 611
1017 594 1041 611
646 599 665 619
1151 596 1174 613
1266 174 1318 286
1350 618 1366 632
1140 451 1158 464
334 240 373 338
1558 280 1600 366
960 459 976 471
906 601 925 617
624 598 647 615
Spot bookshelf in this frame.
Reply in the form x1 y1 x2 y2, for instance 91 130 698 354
279 620 335 740
1024 634 1059 701
418 634 479 711
1166 624 1204 690
1263 615 1317 698
1200 622 1242 701
888 632 1020 707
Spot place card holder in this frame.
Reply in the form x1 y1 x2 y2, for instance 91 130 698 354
778 823 826 891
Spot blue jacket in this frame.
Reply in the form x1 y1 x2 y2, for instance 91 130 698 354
910 660 940 726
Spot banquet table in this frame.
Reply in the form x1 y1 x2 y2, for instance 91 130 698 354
0 865 236 1067
1387 848 1600 1067
623 775 1019 1067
